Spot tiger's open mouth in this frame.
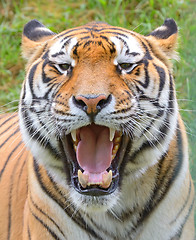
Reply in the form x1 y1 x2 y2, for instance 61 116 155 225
60 124 128 196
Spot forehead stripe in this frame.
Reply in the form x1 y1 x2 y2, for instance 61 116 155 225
56 25 135 41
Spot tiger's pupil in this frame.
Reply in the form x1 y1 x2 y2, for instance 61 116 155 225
58 63 70 71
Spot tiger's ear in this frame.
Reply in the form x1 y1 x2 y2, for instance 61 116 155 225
146 19 178 59
22 19 56 59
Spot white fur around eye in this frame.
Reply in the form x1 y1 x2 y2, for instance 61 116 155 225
111 35 144 65
49 37 77 66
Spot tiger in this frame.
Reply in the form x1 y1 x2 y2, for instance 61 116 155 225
0 18 195 240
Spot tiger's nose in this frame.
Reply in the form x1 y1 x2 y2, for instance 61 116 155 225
73 94 112 115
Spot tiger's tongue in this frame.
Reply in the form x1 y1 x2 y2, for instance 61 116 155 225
76 125 113 182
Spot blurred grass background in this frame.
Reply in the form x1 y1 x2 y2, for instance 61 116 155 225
0 0 195 224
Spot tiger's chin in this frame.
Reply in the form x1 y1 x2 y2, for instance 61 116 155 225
69 187 120 213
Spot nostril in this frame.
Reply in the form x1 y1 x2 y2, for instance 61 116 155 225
97 94 112 110
72 96 87 111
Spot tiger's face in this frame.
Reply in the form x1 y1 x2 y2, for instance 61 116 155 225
20 20 178 212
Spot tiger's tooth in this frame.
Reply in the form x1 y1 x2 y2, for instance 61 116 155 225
73 144 77 152
114 144 119 151
102 170 112 188
71 129 77 142
78 170 89 188
114 137 121 143
109 128 115 142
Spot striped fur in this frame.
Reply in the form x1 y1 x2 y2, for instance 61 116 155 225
0 19 195 239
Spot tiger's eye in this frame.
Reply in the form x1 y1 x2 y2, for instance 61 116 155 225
119 63 133 70
58 63 71 71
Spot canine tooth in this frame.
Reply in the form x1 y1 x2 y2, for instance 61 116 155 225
78 170 89 188
109 128 115 141
73 144 77 152
102 170 112 189
71 129 77 142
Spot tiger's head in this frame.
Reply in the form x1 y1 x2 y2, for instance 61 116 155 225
20 19 178 212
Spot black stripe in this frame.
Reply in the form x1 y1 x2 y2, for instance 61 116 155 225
99 35 116 54
51 51 66 58
0 127 20 149
115 36 129 52
21 108 61 158
27 224 31 240
30 192 65 238
42 60 54 83
59 34 75 43
170 197 195 239
168 73 175 113
170 180 192 225
137 61 150 88
30 209 62 240
41 44 49 59
62 38 72 49
42 49 49 60
16 155 28 197
72 34 115 56
0 114 11 120
56 29 89 39
118 139 132 187
141 41 153 60
72 41 83 56
47 172 67 199
99 27 136 35
152 73 174 141
0 136 22 182
0 120 18 137
0 113 17 128
156 73 174 139
33 159 101 239
145 38 168 65
24 61 41 100
30 108 52 137
98 30 129 39
35 81 59 100
111 107 133 116
153 64 166 97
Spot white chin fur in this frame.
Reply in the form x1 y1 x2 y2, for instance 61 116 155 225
69 187 119 213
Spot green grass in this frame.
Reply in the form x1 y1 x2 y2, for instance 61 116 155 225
0 0 196 224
